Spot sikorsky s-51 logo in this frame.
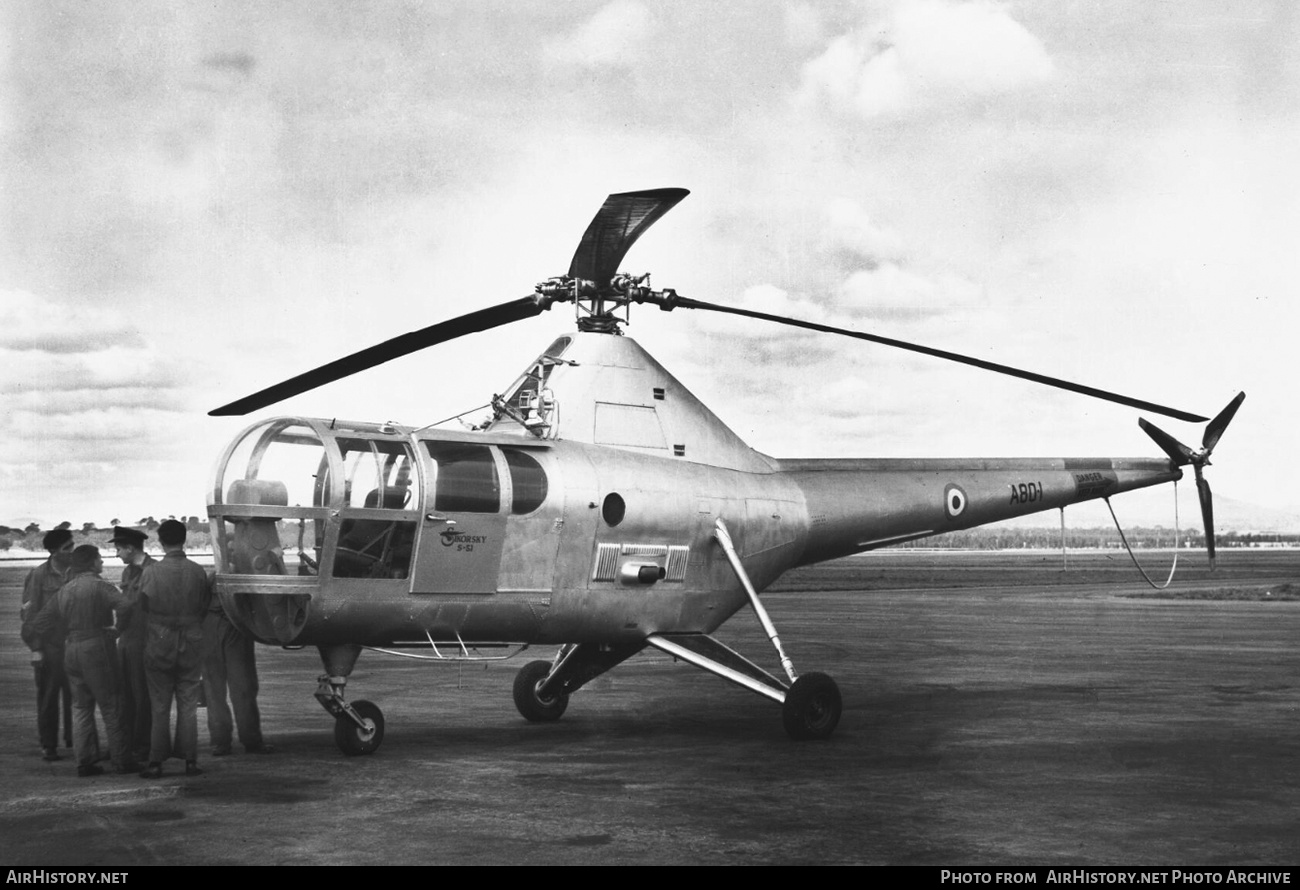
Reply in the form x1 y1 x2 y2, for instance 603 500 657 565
441 531 488 552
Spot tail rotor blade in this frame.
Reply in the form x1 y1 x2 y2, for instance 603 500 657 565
209 296 547 416
568 188 690 286
1194 466 1216 570
671 296 1208 423
1202 391 1245 454
1138 418 1196 466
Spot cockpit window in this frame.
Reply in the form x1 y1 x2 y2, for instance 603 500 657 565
220 421 328 509
425 442 500 513
332 438 420 580
336 438 420 512
502 448 547 514
213 420 329 577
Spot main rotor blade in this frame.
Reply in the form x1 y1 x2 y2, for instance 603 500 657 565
209 296 546 416
672 296 1209 423
1202 391 1245 454
568 188 689 285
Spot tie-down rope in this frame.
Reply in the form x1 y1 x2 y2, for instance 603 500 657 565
1103 480 1180 590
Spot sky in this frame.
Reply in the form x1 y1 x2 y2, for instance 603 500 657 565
1 0 1296 530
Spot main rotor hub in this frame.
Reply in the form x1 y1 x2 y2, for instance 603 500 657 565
534 273 680 335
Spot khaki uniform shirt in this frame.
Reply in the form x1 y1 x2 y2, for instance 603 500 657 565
117 554 156 650
21 560 68 651
141 552 210 626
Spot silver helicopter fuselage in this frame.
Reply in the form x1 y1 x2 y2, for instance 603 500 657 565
208 331 1179 649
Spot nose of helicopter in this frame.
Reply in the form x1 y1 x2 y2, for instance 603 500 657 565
215 583 314 645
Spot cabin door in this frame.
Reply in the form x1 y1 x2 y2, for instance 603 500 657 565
410 442 507 594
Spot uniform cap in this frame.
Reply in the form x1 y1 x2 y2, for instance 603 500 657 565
107 527 148 548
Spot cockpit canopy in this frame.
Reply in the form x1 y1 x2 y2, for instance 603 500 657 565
209 417 548 581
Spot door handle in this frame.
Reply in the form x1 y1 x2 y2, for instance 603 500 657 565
425 514 456 526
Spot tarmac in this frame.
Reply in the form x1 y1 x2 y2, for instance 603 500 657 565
1 550 1297 866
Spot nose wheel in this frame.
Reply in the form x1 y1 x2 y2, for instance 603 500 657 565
315 671 386 756
334 699 385 756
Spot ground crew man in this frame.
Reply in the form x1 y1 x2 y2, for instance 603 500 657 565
204 596 276 757
21 529 75 761
110 526 154 765
30 545 136 776
139 520 209 779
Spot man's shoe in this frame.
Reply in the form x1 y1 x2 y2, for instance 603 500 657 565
77 764 104 778
139 763 163 779
211 745 232 757
42 747 61 762
184 761 203 777
244 743 277 755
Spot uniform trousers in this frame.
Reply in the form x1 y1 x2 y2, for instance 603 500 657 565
144 621 203 763
64 634 129 769
202 611 264 751
119 637 151 762
34 645 74 751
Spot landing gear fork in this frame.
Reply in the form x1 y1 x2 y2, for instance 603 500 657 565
316 674 385 756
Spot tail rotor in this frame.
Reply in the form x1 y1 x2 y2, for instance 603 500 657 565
1139 392 1246 570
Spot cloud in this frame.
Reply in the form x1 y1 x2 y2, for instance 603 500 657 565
4 387 187 413
0 289 150 354
782 3 826 49
201 51 256 76
0 290 184 411
797 0 1054 118
821 196 905 270
7 407 185 442
542 0 657 68
837 263 983 317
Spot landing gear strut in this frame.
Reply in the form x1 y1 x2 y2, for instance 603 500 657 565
511 642 646 723
645 518 844 740
316 673 386 756
315 644 386 756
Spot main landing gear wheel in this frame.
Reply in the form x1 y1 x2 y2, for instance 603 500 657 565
513 660 569 722
782 672 842 740
334 699 384 756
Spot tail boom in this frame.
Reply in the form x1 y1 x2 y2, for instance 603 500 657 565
780 457 1180 566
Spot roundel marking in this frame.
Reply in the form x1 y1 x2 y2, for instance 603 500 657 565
944 483 967 520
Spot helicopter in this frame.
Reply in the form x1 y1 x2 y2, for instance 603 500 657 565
206 188 1244 755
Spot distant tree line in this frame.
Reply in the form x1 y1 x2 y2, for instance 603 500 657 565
0 516 210 552
916 527 1300 549
1 519 1297 554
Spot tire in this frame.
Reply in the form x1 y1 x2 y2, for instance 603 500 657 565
782 672 841 740
513 660 569 722
334 699 384 756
